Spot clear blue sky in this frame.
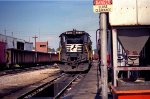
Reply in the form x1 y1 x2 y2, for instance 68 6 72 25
0 0 99 49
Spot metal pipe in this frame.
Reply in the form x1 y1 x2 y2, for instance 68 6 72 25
100 13 108 99
96 29 100 50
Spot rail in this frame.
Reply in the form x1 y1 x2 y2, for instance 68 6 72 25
54 74 80 98
17 73 66 99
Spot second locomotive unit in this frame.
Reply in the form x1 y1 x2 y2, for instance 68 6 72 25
59 29 92 72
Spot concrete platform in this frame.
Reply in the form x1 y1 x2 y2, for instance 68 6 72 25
65 61 102 99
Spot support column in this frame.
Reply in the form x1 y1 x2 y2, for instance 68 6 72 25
112 29 118 86
100 13 108 99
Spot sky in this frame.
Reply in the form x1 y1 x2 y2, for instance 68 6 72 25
0 0 99 49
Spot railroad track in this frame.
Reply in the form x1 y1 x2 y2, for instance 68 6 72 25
17 73 67 99
0 64 58 76
1 63 88 99
15 73 86 99
54 73 84 98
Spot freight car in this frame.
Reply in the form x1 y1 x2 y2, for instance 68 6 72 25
50 52 59 63
7 48 36 68
92 50 99 60
0 48 59 69
59 29 92 72
0 41 6 69
36 51 51 65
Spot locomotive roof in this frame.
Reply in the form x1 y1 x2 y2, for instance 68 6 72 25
59 29 90 37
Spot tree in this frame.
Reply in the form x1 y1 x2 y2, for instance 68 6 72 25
56 47 61 51
48 48 55 52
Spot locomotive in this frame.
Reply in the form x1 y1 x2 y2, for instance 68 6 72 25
59 29 92 72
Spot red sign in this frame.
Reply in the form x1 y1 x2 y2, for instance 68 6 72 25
94 0 112 5
93 0 112 13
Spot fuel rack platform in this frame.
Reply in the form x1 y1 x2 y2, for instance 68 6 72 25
65 61 102 99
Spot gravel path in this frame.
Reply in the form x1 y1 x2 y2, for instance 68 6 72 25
0 68 60 97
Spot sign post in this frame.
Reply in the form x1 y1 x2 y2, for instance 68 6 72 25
93 0 112 13
93 0 112 99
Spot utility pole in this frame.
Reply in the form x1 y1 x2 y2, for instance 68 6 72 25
12 32 13 37
4 29 6 36
96 29 100 50
29 37 30 42
39 28 40 41
4 29 7 42
32 35 38 51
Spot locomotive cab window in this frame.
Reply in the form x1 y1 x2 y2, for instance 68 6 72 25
60 36 65 43
65 34 84 44
84 35 88 43
67 39 83 44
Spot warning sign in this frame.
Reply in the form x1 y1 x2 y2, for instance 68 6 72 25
94 0 112 5
93 0 112 13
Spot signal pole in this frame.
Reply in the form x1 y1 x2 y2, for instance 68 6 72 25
32 35 38 51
